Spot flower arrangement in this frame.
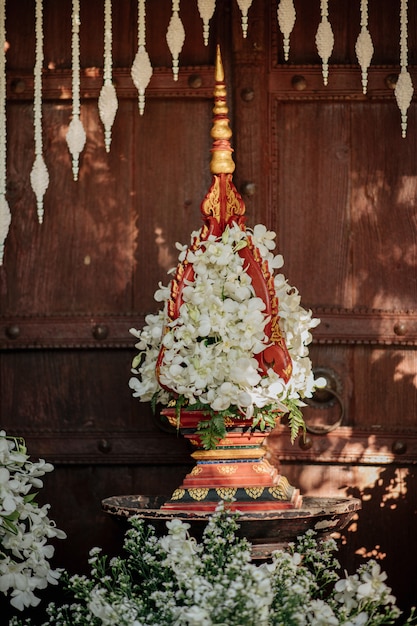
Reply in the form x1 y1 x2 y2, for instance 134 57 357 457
10 504 416 625
129 47 322 450
0 431 66 612
129 222 321 449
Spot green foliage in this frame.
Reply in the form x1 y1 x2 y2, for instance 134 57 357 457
2 509 20 535
196 411 228 449
251 407 280 431
283 398 306 443
161 397 288 450
150 391 159 415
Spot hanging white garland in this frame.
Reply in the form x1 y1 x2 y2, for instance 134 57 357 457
2 0 415 230
66 0 86 181
355 0 373 95
277 0 296 61
197 0 216 46
395 0 413 138
236 0 253 39
315 0 334 86
131 0 153 115
30 0 49 224
166 0 185 81
0 0 9 264
98 0 118 152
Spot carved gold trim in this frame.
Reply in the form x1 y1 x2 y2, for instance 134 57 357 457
216 464 238 475
268 476 293 500
252 461 272 474
191 448 265 460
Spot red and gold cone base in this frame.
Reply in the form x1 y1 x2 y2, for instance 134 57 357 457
161 409 302 512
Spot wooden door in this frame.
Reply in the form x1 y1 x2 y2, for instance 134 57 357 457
0 0 226 583
230 0 417 612
1 0 417 617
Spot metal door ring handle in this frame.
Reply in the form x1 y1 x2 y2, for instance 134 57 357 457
305 388 344 435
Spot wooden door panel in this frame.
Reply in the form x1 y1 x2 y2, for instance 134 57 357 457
5 98 214 314
353 346 417 429
4 102 136 312
274 100 351 306
274 100 417 311
1 350 131 430
131 98 213 312
350 104 417 310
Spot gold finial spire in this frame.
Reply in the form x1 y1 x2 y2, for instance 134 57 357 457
210 45 235 174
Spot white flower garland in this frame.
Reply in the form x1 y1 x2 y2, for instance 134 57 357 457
236 0 253 39
0 0 10 265
66 0 86 181
197 0 216 46
129 222 320 426
277 0 296 61
166 0 185 81
98 0 118 152
131 0 153 115
0 431 66 611
395 0 413 138
30 0 49 224
315 0 334 86
355 0 374 95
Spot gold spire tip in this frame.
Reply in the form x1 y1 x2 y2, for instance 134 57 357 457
210 45 235 175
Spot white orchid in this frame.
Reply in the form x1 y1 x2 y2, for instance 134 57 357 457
0 431 66 611
129 222 321 445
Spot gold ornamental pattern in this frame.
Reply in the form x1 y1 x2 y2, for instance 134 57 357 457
200 174 245 226
216 464 238 475
252 461 272 474
216 487 237 500
244 487 264 499
188 488 209 501
269 477 293 500
170 489 185 501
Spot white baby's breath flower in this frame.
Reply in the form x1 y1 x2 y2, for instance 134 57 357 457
16 511 407 626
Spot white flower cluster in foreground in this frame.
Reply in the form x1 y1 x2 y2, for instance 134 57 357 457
129 223 321 438
0 431 66 611
10 504 415 625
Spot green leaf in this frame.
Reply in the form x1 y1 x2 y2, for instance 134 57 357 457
284 399 306 443
2 516 19 535
197 413 227 450
151 392 159 414
23 491 38 504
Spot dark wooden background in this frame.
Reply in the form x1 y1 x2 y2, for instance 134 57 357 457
1 0 417 618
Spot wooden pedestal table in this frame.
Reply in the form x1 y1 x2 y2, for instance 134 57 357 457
102 494 362 559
